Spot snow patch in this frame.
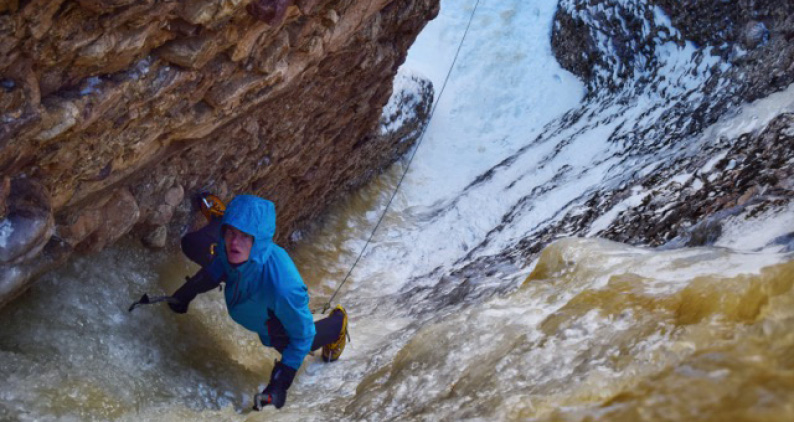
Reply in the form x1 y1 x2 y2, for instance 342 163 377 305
700 151 728 173
693 83 794 149
715 203 794 252
588 186 651 236
379 69 427 134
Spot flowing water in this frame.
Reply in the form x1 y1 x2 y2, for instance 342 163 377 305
2 0 794 421
2 226 793 421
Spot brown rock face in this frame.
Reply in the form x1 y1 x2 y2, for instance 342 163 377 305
0 0 439 308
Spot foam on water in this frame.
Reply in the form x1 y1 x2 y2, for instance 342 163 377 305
344 238 794 420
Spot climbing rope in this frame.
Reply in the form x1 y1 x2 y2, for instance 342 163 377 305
318 0 482 314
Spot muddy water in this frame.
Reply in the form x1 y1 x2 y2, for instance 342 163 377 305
345 239 794 421
1 178 792 422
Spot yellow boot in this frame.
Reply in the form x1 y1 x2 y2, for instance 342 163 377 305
322 305 348 362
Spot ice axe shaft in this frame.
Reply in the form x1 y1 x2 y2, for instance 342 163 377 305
128 293 179 312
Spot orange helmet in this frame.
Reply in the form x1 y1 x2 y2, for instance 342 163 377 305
200 194 226 222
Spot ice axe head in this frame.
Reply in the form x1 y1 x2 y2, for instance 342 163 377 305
128 294 176 312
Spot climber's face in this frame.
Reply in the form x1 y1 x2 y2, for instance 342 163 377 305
224 225 254 264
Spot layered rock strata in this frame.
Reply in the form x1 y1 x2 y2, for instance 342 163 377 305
0 0 438 307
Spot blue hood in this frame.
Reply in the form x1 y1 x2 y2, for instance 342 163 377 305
218 194 276 266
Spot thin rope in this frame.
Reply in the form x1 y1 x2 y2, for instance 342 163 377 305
319 0 482 314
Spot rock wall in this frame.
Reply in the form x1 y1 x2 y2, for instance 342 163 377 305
0 0 438 307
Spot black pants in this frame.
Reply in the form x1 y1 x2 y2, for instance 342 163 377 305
181 219 344 351
267 310 344 353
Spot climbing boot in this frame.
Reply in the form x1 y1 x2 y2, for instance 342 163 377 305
199 193 226 222
322 305 348 362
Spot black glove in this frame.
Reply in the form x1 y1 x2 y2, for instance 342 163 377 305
253 360 297 410
168 268 220 314
167 294 189 314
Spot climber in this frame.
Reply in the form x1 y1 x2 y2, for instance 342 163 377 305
168 193 348 410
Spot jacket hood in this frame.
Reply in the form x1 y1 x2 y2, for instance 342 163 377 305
218 195 276 267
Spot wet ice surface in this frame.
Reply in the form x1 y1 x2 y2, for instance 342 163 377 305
0 242 268 421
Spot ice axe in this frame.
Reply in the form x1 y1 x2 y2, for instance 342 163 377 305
128 293 180 312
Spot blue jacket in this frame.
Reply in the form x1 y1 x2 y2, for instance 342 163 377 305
208 195 316 370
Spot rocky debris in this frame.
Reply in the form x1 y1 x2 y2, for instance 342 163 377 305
494 112 794 272
80 188 141 253
57 187 140 253
362 70 433 184
136 183 184 229
552 0 687 95
488 112 794 263
742 21 770 50
597 113 794 247
653 0 789 50
540 0 794 250
378 71 433 139
141 225 168 249
655 0 794 105
0 0 439 307
551 0 794 103
549 8 598 83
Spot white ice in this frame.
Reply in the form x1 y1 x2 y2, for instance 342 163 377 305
716 202 794 252
340 0 586 296
322 0 794 308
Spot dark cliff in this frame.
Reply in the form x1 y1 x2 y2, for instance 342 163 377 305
0 0 438 307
